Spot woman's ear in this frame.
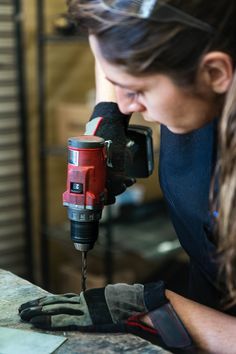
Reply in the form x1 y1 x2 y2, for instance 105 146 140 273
199 52 234 94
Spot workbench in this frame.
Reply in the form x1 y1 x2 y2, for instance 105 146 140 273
0 269 171 353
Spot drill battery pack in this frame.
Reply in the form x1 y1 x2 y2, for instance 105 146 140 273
126 124 154 178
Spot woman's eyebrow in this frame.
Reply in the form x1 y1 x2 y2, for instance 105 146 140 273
106 76 139 90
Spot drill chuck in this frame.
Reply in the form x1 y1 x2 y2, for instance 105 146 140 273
67 205 102 251
71 221 99 251
63 135 107 252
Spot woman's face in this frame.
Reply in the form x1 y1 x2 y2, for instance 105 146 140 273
90 36 222 134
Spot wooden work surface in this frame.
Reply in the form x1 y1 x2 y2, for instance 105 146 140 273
0 270 171 353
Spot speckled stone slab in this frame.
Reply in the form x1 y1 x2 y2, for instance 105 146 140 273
0 269 171 353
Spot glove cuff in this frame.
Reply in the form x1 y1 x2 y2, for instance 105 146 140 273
127 281 194 352
148 303 193 351
145 281 193 350
144 281 168 311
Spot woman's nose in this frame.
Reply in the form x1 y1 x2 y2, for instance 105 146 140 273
115 88 145 115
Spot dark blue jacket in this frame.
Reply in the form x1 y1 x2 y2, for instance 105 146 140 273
159 119 236 314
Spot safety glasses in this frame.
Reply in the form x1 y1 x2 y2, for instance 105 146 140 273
101 0 214 33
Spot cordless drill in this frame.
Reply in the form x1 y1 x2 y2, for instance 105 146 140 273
63 125 154 292
63 135 107 291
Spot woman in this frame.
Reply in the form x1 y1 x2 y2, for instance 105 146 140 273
19 1 236 352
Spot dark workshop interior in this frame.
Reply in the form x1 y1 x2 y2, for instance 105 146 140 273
0 0 190 298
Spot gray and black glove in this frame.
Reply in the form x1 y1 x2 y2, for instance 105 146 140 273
85 102 136 204
19 281 194 353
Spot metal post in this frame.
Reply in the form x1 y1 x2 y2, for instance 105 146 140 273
36 0 49 288
14 0 33 282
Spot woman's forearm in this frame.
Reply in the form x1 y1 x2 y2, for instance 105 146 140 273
95 59 117 104
143 290 236 353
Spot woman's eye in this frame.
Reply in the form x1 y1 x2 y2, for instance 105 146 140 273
126 91 135 98
126 91 139 99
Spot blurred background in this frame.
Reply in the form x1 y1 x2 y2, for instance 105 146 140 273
0 0 189 295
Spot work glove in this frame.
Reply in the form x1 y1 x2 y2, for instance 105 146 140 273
85 102 136 204
19 281 194 353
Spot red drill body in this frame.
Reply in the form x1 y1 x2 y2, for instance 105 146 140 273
63 135 107 252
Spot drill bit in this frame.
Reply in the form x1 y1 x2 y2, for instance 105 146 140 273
81 251 87 292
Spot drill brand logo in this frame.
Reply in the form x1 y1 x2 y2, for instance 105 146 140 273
78 213 96 221
68 149 79 166
70 182 83 194
79 213 86 221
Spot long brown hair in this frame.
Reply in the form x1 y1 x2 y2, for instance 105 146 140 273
217 74 236 307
